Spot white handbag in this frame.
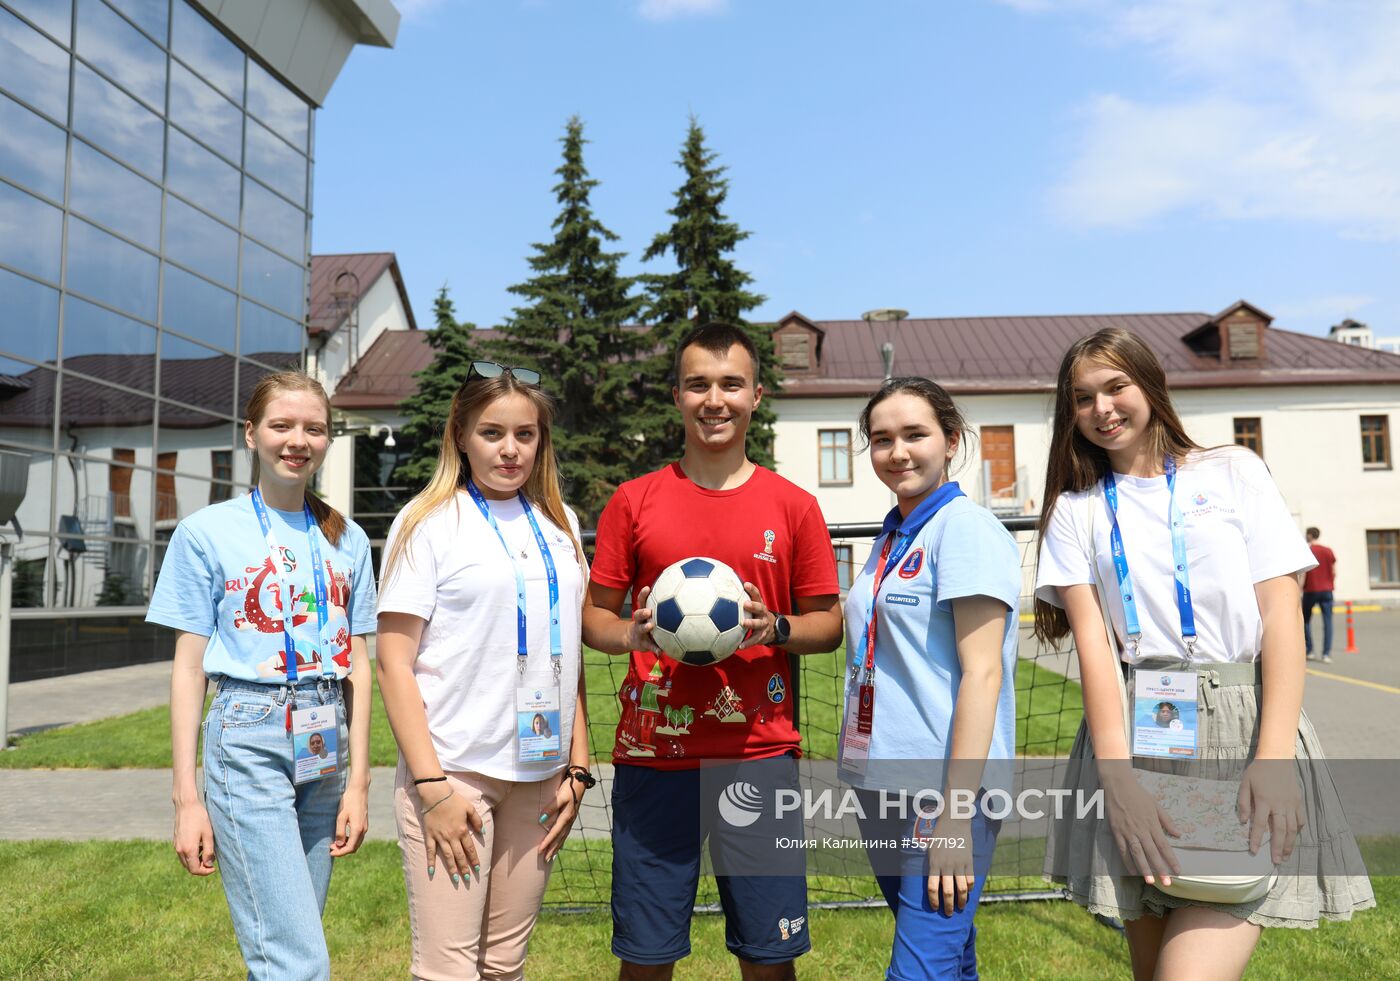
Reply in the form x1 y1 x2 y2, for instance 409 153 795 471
1085 490 1277 905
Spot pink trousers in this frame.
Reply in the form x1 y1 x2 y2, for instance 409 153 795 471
394 762 558 981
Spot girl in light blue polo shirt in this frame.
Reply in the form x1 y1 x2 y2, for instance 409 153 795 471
147 371 377 981
839 377 1021 981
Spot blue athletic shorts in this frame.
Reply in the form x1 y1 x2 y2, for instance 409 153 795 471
610 758 810 966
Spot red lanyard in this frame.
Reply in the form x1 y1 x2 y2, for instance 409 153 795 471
861 532 901 677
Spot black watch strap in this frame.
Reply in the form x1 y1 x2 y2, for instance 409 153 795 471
566 765 597 789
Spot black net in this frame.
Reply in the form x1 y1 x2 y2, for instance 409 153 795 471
545 516 1081 909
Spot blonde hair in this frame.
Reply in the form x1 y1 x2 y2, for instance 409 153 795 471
244 370 346 547
383 375 581 581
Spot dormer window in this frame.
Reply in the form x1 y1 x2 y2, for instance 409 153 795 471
779 333 811 371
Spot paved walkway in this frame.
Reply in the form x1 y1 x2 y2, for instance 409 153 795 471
2 612 1396 842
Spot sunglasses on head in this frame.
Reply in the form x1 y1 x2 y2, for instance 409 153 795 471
464 361 542 386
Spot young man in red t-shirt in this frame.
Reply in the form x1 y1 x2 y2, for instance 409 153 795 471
583 322 842 981
1303 526 1337 662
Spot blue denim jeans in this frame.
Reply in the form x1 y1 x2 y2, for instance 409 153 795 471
1302 590 1335 656
204 677 347 981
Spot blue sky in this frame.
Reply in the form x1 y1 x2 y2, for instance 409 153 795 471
312 0 1400 338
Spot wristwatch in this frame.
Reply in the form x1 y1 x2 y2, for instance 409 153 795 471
773 613 792 647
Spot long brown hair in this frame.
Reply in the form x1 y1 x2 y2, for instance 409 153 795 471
244 370 347 547
382 375 581 581
1032 328 1201 645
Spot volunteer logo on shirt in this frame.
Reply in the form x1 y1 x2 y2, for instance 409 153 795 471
754 528 778 565
897 548 924 579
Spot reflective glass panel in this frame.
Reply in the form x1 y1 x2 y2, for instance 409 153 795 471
66 217 159 320
52 462 153 605
171 0 241 103
238 306 301 368
0 449 54 564
0 180 62 283
159 329 235 415
243 177 305 260
0 7 69 121
0 91 66 200
169 60 241 164
167 127 239 223
69 139 162 249
61 294 157 392
76 0 165 112
246 58 308 151
72 62 163 178
0 264 59 365
231 426 251 483
164 196 237 287
245 119 305 205
58 378 156 468
161 262 235 350
5 1 71 41
158 403 234 481
0 361 56 447
105 0 167 44
241 241 303 318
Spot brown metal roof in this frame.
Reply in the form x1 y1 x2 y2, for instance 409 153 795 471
309 253 419 336
782 308 1400 397
330 327 500 409
323 302 1400 411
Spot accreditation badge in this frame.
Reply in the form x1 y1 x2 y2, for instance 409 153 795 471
1131 670 1198 759
516 674 563 764
291 703 340 785
840 683 872 775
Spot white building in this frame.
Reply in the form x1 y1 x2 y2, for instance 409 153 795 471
772 302 1400 602
305 252 418 524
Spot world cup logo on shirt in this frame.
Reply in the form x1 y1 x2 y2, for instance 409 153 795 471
763 530 776 554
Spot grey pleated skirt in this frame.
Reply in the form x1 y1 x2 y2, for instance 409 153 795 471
1043 660 1376 928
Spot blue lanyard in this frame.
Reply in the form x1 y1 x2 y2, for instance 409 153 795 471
464 480 563 678
855 481 966 684
249 489 333 683
1102 456 1197 658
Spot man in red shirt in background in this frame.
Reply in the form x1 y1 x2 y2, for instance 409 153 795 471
1303 526 1337 663
583 322 842 981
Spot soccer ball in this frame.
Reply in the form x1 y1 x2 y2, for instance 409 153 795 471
646 557 748 666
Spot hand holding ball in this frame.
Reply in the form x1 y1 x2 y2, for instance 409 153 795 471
646 557 748 666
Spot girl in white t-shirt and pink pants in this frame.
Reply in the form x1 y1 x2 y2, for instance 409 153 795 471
376 365 593 980
1033 328 1372 981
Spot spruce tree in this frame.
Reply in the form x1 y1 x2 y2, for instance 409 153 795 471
637 117 779 470
394 286 486 489
486 116 646 523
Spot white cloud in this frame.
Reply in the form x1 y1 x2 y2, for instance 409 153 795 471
638 0 728 22
1024 0 1400 238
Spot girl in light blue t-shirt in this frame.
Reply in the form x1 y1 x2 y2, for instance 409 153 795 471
840 377 1020 980
146 370 377 980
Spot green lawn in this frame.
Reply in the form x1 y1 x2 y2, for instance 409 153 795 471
0 840 1393 980
1 652 1084 768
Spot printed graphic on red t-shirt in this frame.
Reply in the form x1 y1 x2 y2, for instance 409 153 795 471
591 464 839 769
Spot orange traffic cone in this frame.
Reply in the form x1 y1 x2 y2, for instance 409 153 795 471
1344 600 1359 655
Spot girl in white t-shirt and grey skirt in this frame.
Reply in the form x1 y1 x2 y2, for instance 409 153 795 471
1033 328 1373 981
376 363 593 979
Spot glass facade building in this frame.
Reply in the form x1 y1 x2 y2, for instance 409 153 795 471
0 0 314 678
